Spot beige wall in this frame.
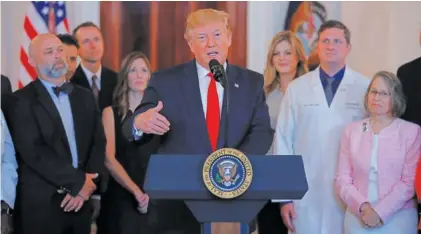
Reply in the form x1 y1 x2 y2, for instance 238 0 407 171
343 1 421 78
247 1 421 78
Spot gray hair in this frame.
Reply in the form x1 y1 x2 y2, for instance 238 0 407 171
364 71 406 117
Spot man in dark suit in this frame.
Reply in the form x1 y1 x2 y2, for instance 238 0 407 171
8 33 106 234
123 9 273 234
1 75 13 121
397 30 421 234
1 75 12 95
398 56 421 125
71 21 117 111
71 22 117 229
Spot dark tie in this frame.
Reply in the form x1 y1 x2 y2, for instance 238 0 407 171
206 72 220 151
52 82 73 97
325 77 335 107
91 75 100 101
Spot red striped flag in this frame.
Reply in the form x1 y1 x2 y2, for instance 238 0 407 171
19 1 70 89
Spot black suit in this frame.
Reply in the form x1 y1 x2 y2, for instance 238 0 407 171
397 56 421 234
1 74 12 95
8 79 106 234
398 56 421 126
70 64 117 203
123 60 273 234
70 65 118 111
1 75 13 121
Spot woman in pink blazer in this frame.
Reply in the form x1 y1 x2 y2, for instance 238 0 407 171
335 71 421 234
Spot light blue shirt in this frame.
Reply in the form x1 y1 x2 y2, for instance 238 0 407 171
39 79 79 168
1 110 18 208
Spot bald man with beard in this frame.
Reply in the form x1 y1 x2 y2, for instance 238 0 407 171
7 33 106 234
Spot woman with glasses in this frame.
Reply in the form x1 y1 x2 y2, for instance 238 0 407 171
335 71 420 234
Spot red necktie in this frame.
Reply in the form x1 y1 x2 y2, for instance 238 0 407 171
206 72 220 151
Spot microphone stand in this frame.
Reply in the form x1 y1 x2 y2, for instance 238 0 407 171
202 66 230 234
222 70 229 148
210 63 229 149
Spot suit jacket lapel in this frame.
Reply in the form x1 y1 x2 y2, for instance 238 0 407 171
181 61 212 152
99 67 112 107
72 65 91 89
69 88 86 162
216 64 238 149
33 79 71 153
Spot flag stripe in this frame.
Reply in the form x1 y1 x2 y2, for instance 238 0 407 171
56 23 68 34
24 16 38 40
20 47 37 79
22 31 32 55
63 18 70 33
19 67 34 86
18 81 24 89
26 3 49 33
18 1 69 88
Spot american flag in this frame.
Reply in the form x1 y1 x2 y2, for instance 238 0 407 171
19 1 70 88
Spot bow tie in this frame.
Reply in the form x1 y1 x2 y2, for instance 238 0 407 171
52 82 73 97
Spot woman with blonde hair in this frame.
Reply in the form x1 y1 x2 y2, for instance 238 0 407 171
97 51 160 234
264 30 308 130
258 30 308 234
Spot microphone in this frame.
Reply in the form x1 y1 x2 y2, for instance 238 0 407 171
209 59 227 88
208 59 229 149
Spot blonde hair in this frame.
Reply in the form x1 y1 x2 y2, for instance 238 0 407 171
364 71 406 118
264 31 308 94
113 51 152 120
184 8 231 41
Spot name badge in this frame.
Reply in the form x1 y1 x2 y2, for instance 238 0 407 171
303 103 320 107
345 101 362 111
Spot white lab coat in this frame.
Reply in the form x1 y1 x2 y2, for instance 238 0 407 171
273 66 370 234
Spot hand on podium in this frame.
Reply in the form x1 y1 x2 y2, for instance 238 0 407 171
281 202 296 232
134 101 170 135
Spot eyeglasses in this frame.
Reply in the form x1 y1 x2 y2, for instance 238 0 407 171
369 89 390 97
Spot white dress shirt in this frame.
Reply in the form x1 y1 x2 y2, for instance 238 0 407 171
196 61 225 117
80 62 102 90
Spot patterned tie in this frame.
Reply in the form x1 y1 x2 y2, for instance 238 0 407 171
91 75 100 102
206 72 220 151
325 77 335 107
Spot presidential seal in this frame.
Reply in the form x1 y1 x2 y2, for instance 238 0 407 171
202 148 253 199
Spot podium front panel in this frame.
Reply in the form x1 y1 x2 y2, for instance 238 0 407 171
144 154 308 200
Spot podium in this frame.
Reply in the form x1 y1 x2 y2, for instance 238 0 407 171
143 154 308 234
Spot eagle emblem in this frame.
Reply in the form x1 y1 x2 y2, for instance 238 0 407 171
215 160 240 187
202 148 253 199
